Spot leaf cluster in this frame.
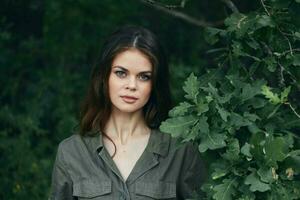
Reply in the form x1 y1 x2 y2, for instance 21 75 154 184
160 0 300 199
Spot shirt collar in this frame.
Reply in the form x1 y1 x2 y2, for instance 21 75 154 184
146 129 170 157
82 129 170 157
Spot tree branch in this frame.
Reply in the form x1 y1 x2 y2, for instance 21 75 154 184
286 103 300 119
139 0 223 28
221 0 239 13
141 0 189 9
260 0 271 16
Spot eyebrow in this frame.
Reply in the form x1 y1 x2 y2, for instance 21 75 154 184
112 66 152 73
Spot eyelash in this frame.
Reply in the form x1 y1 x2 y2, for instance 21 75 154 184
114 71 151 81
115 70 126 78
139 74 151 81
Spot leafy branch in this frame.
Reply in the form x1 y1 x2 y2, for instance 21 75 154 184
221 0 239 13
139 0 241 27
159 1 300 199
139 0 219 27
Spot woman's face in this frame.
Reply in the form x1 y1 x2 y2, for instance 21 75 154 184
108 48 153 114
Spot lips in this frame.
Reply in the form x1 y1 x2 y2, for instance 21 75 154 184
121 95 138 103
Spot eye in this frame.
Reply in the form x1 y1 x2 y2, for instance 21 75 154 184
138 74 151 81
115 70 126 78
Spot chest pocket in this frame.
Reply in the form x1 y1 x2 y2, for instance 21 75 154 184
135 181 176 199
73 179 111 199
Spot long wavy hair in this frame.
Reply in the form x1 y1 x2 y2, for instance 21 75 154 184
79 25 172 155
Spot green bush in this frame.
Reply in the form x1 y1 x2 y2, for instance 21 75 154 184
160 0 300 199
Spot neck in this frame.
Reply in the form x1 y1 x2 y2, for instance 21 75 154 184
104 108 150 144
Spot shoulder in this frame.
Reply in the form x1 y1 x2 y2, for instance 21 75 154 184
155 129 198 157
57 134 82 151
56 134 84 159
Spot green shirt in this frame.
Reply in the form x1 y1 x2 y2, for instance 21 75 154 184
49 129 206 200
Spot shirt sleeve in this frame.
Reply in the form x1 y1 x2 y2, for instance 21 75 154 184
48 143 75 200
178 143 207 199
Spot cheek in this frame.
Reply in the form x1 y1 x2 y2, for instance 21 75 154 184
142 83 152 97
108 77 118 101
108 75 119 93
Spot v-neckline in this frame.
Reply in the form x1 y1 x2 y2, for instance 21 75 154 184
101 129 155 183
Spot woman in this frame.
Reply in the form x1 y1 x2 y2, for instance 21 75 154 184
49 25 205 200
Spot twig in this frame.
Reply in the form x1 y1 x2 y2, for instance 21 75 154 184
277 60 297 85
142 0 189 9
260 0 294 56
278 27 294 56
180 0 189 8
285 103 300 119
280 30 294 37
261 42 273 55
139 0 222 27
221 0 239 13
282 48 300 55
260 0 271 16
206 48 228 54
278 61 285 86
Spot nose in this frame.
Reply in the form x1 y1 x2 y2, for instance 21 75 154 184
126 76 137 91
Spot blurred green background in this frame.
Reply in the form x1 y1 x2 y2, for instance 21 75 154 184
1 0 298 199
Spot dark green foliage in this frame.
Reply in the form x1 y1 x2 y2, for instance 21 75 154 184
1 0 207 198
160 0 300 199
1 0 300 199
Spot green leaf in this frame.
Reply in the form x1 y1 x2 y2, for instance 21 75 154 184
196 99 209 115
213 178 237 200
265 137 289 166
261 85 281 105
280 86 291 102
212 168 228 180
244 172 271 192
286 150 300 157
243 112 261 122
201 83 220 102
269 183 299 200
222 138 240 162
182 120 201 142
257 166 274 183
211 161 230 180
246 39 260 50
241 142 252 158
211 162 229 180
240 80 265 101
263 56 277 72
250 132 266 161
229 113 252 129
284 156 300 175
183 73 200 102
198 116 209 134
199 131 227 152
232 41 261 61
160 115 197 138
216 104 230 122
225 13 256 38
246 97 267 109
169 102 194 117
237 184 255 200
257 15 275 28
247 123 262 134
204 27 225 45
292 54 300 66
198 68 223 87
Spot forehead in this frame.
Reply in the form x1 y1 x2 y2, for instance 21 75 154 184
111 48 152 72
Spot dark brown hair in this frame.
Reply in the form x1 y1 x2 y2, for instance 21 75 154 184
79 25 172 150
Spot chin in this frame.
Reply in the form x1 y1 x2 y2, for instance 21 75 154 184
113 105 143 114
